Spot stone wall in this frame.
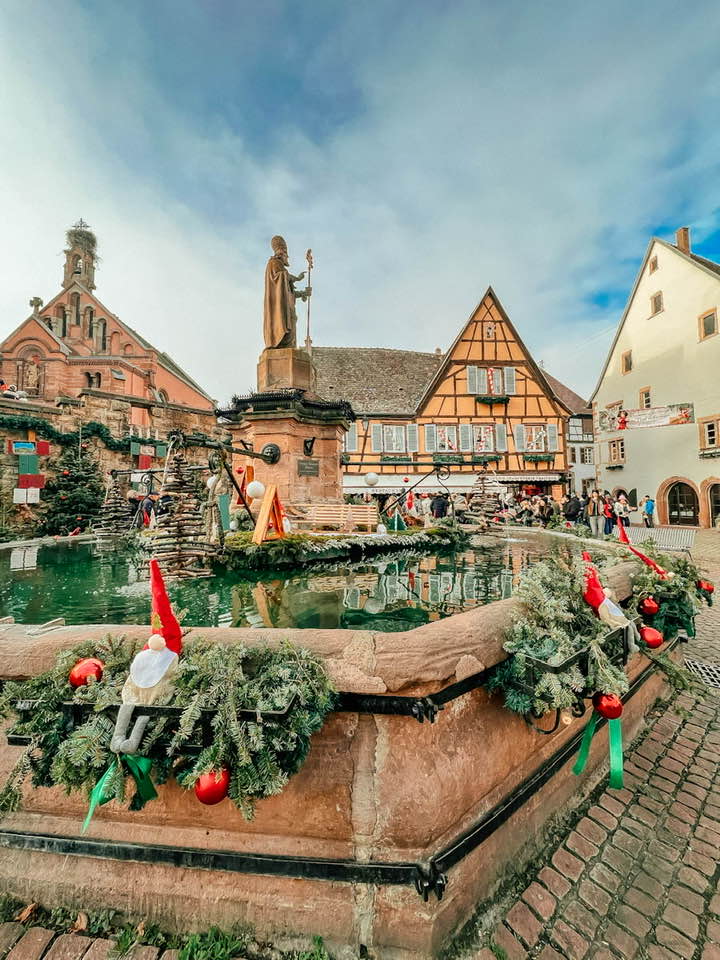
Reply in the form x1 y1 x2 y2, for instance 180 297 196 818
0 393 223 531
0 561 671 959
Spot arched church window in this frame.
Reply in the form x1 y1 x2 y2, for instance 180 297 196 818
73 255 83 275
158 389 169 404
123 343 133 355
86 307 94 338
71 293 81 325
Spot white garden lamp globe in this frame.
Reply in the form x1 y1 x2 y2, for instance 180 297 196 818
246 480 266 499
364 472 379 487
206 475 217 490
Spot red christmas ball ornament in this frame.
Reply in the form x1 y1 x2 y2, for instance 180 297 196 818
640 625 664 649
81 443 88 449
194 768 230 805
697 579 715 594
69 657 104 687
403 476 409 483
62 470 70 476
639 596 659 616
592 693 623 719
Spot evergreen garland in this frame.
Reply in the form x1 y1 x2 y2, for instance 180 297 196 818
625 544 711 639
0 414 132 452
0 635 335 820
36 447 105 536
486 551 628 717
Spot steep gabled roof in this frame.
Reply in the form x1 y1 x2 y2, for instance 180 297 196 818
541 371 589 414
0 315 71 356
590 237 720 401
313 346 443 415
415 286 573 417
313 288 578 419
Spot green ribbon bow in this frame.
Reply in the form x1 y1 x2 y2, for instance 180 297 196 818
83 754 157 833
572 711 624 790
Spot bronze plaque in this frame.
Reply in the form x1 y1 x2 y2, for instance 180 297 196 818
297 458 320 477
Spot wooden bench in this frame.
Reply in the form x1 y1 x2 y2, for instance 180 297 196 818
287 502 379 532
626 524 696 554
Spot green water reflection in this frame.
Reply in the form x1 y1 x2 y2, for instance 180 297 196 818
0 534 556 631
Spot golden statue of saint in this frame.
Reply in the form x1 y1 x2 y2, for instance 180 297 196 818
263 236 311 349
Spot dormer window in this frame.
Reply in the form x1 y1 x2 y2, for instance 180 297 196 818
649 256 658 274
650 292 663 316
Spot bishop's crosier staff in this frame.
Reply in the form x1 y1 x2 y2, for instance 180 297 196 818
304 248 313 351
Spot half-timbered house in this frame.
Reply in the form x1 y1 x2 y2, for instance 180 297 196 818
314 288 573 497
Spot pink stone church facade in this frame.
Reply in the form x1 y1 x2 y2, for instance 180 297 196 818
0 222 214 425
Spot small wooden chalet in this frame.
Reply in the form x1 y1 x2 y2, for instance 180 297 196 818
313 288 574 497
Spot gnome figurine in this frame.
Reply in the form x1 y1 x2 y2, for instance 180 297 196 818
110 559 182 754
582 552 639 653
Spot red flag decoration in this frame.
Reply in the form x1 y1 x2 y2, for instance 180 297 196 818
36 441 51 456
138 454 153 470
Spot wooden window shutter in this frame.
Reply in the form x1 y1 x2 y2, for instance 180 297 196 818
546 423 559 452
495 423 508 451
345 422 358 452
477 367 488 394
467 366 478 394
459 423 472 451
424 424 437 453
406 423 419 453
504 366 517 395
513 423 526 452
371 423 383 452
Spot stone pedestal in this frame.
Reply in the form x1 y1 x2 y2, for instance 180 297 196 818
228 407 347 505
257 348 316 393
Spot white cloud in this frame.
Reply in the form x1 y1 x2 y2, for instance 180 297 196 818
1 0 719 406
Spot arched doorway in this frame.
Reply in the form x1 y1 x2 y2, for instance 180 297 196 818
709 483 720 528
667 482 699 525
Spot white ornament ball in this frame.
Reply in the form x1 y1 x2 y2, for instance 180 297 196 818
229 519 238 531
377 523 387 535
364 472 379 487
247 480 266 499
206 475 218 490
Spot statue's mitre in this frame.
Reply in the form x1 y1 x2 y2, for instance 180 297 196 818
271 235 287 253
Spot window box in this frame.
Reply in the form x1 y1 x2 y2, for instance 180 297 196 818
699 449 720 459
471 454 502 465
380 454 412 464
606 463 624 470
475 394 510 405
432 454 465 465
523 453 555 463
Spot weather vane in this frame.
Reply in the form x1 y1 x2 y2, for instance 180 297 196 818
73 218 91 230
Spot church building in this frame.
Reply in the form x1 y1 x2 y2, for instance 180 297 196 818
0 222 214 421
313 288 575 498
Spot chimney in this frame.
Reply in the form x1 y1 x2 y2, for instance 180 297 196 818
676 226 691 254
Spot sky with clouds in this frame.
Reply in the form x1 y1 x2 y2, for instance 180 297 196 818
1 0 720 405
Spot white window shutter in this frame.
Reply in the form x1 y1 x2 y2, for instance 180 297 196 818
371 423 383 452
345 422 358 452
467 365 478 394
459 423 472 451
424 424 437 453
477 367 488 394
514 423 526 452
504 366 516 395
406 423 419 453
495 423 507 451
547 423 559 452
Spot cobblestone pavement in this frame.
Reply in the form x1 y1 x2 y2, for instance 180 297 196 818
0 928 178 960
468 529 720 960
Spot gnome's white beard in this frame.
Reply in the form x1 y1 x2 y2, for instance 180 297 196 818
129 647 178 689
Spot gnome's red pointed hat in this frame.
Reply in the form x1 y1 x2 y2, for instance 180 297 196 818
616 523 669 579
145 558 182 655
582 551 607 611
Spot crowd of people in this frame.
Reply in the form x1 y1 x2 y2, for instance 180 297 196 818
497 489 655 537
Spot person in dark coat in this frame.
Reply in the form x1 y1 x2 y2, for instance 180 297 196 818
431 494 449 519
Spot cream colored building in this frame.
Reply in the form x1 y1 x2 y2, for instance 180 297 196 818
591 227 720 528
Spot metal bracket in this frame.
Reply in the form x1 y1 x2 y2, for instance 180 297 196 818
414 862 448 901
411 698 441 724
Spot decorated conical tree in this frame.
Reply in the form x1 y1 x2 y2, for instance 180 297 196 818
94 479 133 544
151 451 214 578
37 447 105 536
468 474 502 519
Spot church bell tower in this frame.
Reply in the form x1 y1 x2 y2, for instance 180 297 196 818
62 219 97 291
